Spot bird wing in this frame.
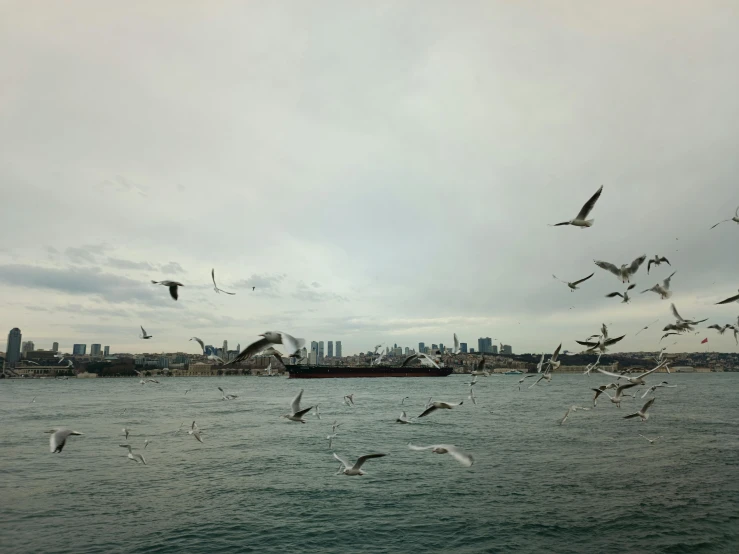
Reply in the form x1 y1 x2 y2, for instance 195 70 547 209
228 337 271 364
604 334 626 346
623 413 641 419
716 292 739 305
663 271 676 289
190 337 205 352
353 453 387 470
211 268 217 287
627 284 636 291
641 397 655 413
418 405 438 418
291 389 304 413
551 343 562 363
293 406 313 418
647 259 654 274
279 332 304 356
628 255 647 275
576 340 598 347
596 367 624 380
399 411 408 420
572 273 595 286
333 452 351 468
437 401 463 408
605 292 624 298
441 445 474 467
616 382 638 395
418 353 440 369
594 260 621 276
575 185 603 220
661 257 671 265
710 219 730 229
559 408 571 425
140 325 147 335
168 285 179 301
401 354 419 367
552 221 571 226
671 303 685 322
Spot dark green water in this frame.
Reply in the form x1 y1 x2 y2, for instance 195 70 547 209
1 373 738 553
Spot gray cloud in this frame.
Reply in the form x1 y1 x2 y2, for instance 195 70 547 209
106 257 156 271
159 261 186 274
64 247 97 264
234 274 286 296
292 281 348 303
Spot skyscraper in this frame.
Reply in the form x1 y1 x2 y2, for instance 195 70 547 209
439 343 445 353
327 341 334 358
90 344 102 357
460 342 468 353
501 344 512 355
223 340 228 354
318 341 324 363
492 344 498 354
104 345 110 356
5 328 22 366
21 340 35 354
477 337 493 354
336 341 342 358
72 344 87 355
418 342 425 354
311 341 318 361
52 342 59 353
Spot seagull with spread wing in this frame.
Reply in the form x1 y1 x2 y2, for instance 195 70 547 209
418 400 464 418
139 325 152 339
151 280 184 301
594 255 647 283
552 272 595 292
559 405 591 425
647 255 671 274
550 185 603 228
597 360 669 385
709 206 739 229
641 271 677 300
716 289 739 305
605 284 637 303
211 268 235 295
408 443 474 467
624 398 656 422
227 331 305 365
333 452 387 476
282 389 313 422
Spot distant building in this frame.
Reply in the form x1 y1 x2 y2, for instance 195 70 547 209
431 344 438 352
439 343 445 353
308 351 317 365
477 337 493 354
327 341 333 358
335 341 342 358
492 345 499 354
460 342 468 353
501 344 512 355
392 347 402 356
418 342 425 354
404 347 410 355
52 342 59 353
223 340 228 355
5 328 22 366
470 348 475 353
22 340 35 355
318 341 324 362
311 341 318 361
159 356 170 369
104 345 110 356
72 344 87 356
90 344 102 357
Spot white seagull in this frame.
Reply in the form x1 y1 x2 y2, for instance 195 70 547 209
46 429 84 453
638 433 662 444
605 284 637 303
552 272 595 292
418 401 463 418
559 405 591 425
591 382 638 408
140 325 152 339
647 255 671 274
122 427 131 440
641 271 676 300
228 331 305 365
408 443 474 467
211 268 235 295
709 206 739 229
144 439 150 449
550 185 603 228
314 404 321 419
396 411 413 424
583 353 602 376
343 394 355 406
120 444 147 465
333 452 387 476
641 382 677 398
217 386 237 401
597 361 668 385
188 421 204 442
590 383 618 407
624 398 656 422
151 280 184 301
594 255 647 283
282 389 313 422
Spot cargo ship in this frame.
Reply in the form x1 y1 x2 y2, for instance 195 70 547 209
287 365 453 379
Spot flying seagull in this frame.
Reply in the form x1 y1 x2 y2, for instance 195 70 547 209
590 383 618 407
119 444 147 465
408 443 474 467
707 324 733 335
282 389 313 422
576 334 626 354
343 394 355 406
594 255 647 283
606 284 637 303
638 433 662 444
664 303 708 333
641 271 676 300
46 429 84 453
217 386 237 401
709 206 739 229
211 268 235 295
418 401 463 418
188 421 204 443
122 427 131 440
715 289 739 305
151 280 184 301
228 331 305 365
597 360 669 385
396 411 413 424
552 272 595 292
559 405 591 425
333 452 387 476
140 325 152 339
647 255 671 274
624 398 656 422
592 382 638 408
641 382 677 398
550 185 603 228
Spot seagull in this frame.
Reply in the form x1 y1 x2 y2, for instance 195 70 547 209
624 398 656 422
332 452 387 476
466 376 478 387
343 394 355 406
122 427 131 440
641 381 677 398
647 255 671 274
211 268 235 295
184 388 191 395
530 344 562 387
597 360 668 385
709 206 739 229
418 401 463 418
583 353 602 375
151 280 184 301
331 420 342 434
606 284 637 303
228 331 305 365
550 185 603 228
30 396 36 403
518 374 538 390
665 303 708 333
468 388 477 405
592 382 638 408
326 432 337 449
217 386 237 400
66 360 74 369
552 272 595 291
636 319 660 335
576 334 625 354
594 255 647 283
707 324 733 335
408 443 474 467
144 439 150 449
590 383 618 407
716 289 739 305
145 378 160 384
120 444 147 465
641 271 676 300
638 433 662 444
140 325 152 339
401 396 409 405
396 411 413 424
188 421 204 442
314 405 321 419
54 353 65 364
559 405 591 425
282 389 313 422
46 429 84 453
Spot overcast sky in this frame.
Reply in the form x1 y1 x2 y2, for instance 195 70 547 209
1 1 738 356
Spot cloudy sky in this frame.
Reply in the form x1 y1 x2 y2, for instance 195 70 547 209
1 1 738 356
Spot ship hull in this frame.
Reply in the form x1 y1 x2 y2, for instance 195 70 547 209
287 366 453 379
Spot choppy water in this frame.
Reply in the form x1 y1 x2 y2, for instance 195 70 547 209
1 373 738 553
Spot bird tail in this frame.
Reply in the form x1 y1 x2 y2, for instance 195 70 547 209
150 280 158 284
584 219 594 227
